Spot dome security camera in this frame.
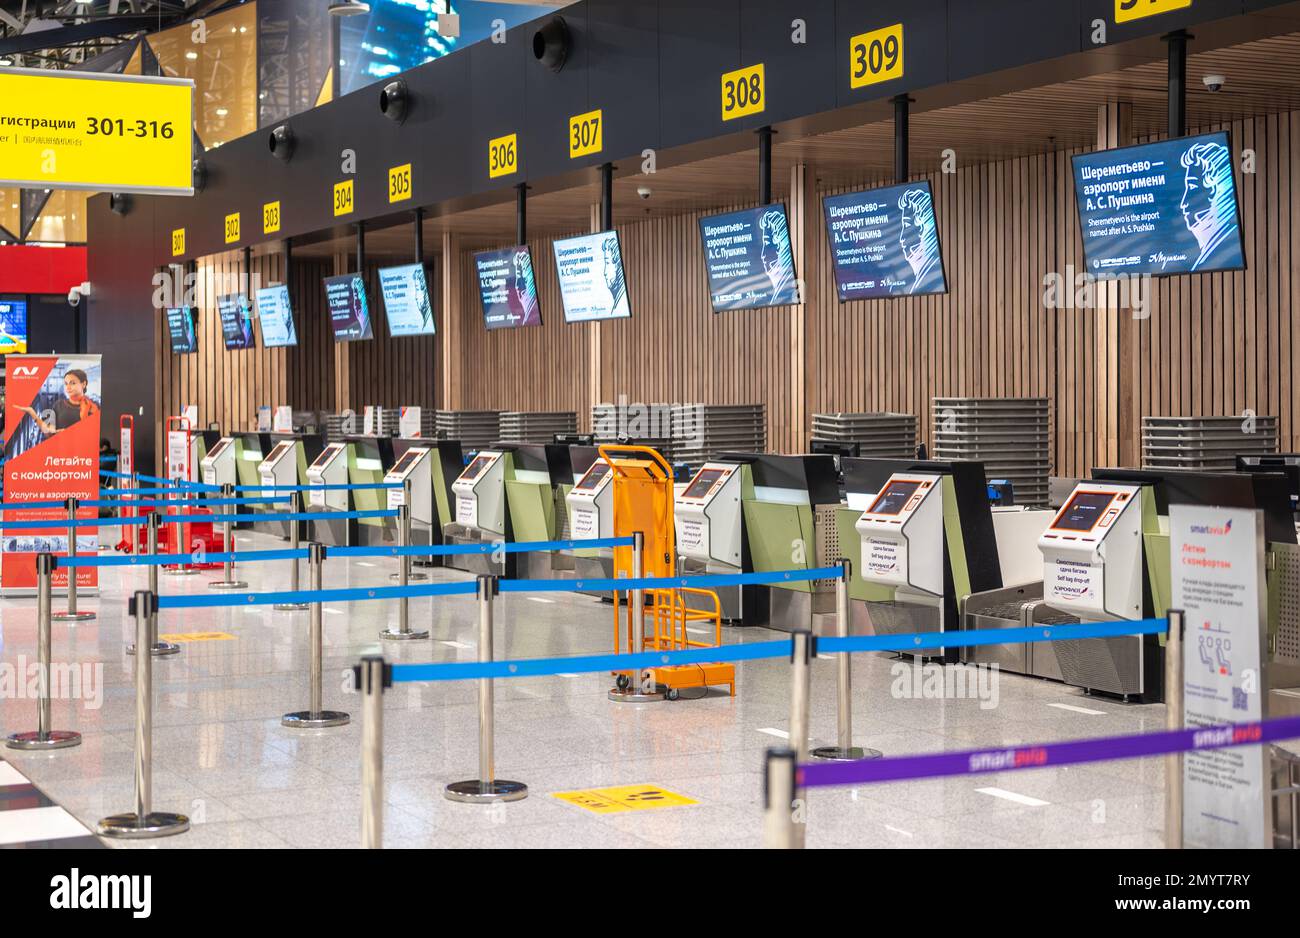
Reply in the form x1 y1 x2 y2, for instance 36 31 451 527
1203 74 1226 93
68 286 81 307
637 187 652 200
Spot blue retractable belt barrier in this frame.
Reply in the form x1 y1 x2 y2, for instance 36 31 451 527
157 579 479 609
80 497 292 509
98 469 133 480
326 536 636 559
495 566 844 594
817 618 1170 655
0 508 395 530
58 548 310 568
231 483 401 493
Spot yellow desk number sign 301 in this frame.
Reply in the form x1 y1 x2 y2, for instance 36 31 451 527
0 67 193 194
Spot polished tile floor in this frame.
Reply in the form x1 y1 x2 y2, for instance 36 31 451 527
0 530 1174 849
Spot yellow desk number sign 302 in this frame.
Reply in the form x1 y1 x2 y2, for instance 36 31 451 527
224 212 241 245
850 24 904 89
721 64 765 121
0 67 194 194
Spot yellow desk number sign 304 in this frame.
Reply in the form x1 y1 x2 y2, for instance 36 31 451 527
0 67 193 194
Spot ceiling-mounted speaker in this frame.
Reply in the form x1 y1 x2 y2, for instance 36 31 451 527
109 193 131 216
533 16 570 73
380 79 410 123
269 124 295 162
192 157 207 193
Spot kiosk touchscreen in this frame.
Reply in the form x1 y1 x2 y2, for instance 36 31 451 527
385 447 433 527
855 474 945 596
201 437 240 489
1039 483 1143 622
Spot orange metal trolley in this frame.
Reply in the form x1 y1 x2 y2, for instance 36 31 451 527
599 445 735 699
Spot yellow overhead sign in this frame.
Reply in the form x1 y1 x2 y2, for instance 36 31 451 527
0 67 193 195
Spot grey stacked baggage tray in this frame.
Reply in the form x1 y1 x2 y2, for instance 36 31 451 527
811 412 917 457
591 402 675 459
382 407 438 439
671 404 766 466
435 410 501 450
931 397 1051 507
1141 415 1278 471
498 411 579 444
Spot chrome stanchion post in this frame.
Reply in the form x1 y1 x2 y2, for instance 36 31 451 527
1165 608 1184 850
127 513 179 657
283 543 349 728
788 629 813 761
128 472 138 556
209 483 248 590
608 531 664 703
6 553 82 750
813 560 880 762
357 655 389 849
274 491 309 611
381 502 428 640
762 748 804 849
97 590 190 838
391 478 428 582
53 497 95 622
445 575 527 803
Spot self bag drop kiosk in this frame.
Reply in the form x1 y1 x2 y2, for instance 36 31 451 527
348 434 397 546
505 444 574 580
392 438 464 565
675 462 762 624
446 449 515 576
567 457 615 597
201 437 241 489
305 442 354 545
257 440 301 540
839 459 1005 658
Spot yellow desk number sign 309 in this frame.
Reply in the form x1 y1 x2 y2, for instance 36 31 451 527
0 67 194 194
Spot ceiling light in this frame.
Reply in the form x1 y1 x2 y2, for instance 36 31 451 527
328 0 370 17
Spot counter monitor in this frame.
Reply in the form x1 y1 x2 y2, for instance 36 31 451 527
868 480 922 516
461 454 495 481
165 307 197 354
378 263 436 337
553 230 631 323
218 293 256 350
682 467 726 500
256 285 299 348
1051 491 1118 532
474 246 542 330
698 204 799 312
574 462 610 491
324 274 374 342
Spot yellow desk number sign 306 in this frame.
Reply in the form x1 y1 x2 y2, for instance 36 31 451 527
0 67 193 194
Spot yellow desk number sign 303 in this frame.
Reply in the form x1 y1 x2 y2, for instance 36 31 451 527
0 67 194 194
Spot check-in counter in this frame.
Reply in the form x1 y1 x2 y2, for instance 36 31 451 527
347 435 397 546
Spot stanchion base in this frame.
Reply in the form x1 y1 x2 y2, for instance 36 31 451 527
97 811 190 839
810 746 882 762
208 580 249 591
379 628 430 641
607 687 666 703
163 567 200 577
52 611 96 622
5 730 82 751
125 641 181 658
389 572 429 582
281 710 350 729
273 602 311 611
444 780 528 804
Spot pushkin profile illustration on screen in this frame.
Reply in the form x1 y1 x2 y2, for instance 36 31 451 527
759 209 796 302
601 237 627 313
1179 139 1239 272
512 249 541 326
898 187 943 295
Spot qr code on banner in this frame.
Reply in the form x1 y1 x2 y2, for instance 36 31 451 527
1232 687 1248 712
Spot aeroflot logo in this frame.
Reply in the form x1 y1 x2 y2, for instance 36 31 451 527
1189 519 1233 536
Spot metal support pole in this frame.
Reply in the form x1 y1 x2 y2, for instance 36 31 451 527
209 483 248 590
390 477 427 582
283 544 350 728
894 94 912 183
446 575 527 803
6 553 82 750
757 126 773 205
274 491 310 611
788 629 813 761
53 497 94 622
381 500 429 640
1164 30 1190 139
358 655 388 848
516 183 528 245
762 748 804 849
128 471 138 556
1165 608 1185 849
608 531 663 703
813 560 880 761
127 513 179 657
600 161 614 231
98 590 190 838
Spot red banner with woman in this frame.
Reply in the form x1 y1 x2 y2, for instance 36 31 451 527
2 355 102 594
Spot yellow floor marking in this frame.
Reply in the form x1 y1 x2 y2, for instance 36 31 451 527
158 632 236 643
552 784 697 814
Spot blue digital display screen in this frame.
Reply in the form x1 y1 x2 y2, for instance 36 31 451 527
1071 131 1245 278
255 285 299 348
166 307 198 354
324 274 374 342
218 294 255 350
474 246 542 330
698 204 800 312
0 299 28 354
378 263 436 337
823 181 947 300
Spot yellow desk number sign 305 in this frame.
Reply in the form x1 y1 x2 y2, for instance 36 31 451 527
0 67 193 194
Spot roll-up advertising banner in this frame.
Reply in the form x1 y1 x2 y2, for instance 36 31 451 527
2 355 103 594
